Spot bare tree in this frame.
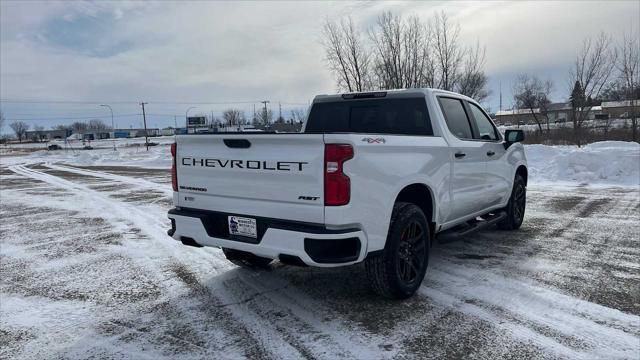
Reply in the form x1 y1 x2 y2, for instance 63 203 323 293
617 31 639 141
53 124 72 131
0 111 5 133
223 108 244 126
322 16 371 92
457 42 490 101
290 108 307 123
369 12 435 89
71 121 87 133
569 32 617 146
430 12 465 91
87 119 109 130
513 74 554 133
255 109 273 126
10 121 29 142
321 11 489 98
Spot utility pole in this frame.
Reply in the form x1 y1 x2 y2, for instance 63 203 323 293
499 81 503 112
278 102 282 123
140 102 149 151
261 100 270 126
174 116 177 129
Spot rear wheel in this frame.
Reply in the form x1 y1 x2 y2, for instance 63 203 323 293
365 202 430 299
222 248 272 268
497 174 526 230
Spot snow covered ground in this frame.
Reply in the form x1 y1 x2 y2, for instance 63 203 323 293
1 141 639 359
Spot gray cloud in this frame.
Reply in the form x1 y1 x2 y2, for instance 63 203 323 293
1 0 638 130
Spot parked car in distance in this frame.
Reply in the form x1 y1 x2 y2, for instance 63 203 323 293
167 88 528 299
47 140 64 150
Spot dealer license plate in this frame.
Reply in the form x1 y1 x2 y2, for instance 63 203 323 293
228 216 257 238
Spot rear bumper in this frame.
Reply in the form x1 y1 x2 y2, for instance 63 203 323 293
167 207 367 267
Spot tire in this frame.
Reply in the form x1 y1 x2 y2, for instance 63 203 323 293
222 248 273 268
365 202 430 299
497 174 526 230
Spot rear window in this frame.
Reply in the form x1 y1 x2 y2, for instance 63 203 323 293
305 98 433 136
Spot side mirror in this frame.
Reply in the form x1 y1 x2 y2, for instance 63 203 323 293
504 129 524 149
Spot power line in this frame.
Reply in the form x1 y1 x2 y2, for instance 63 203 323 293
4 113 141 121
1 99 310 106
0 99 139 104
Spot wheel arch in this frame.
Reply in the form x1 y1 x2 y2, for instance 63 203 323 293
393 183 436 243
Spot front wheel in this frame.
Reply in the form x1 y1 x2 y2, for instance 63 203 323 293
365 202 430 299
497 174 526 230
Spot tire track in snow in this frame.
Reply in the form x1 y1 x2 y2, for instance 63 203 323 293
8 165 282 358
9 164 384 359
43 163 173 197
421 262 640 359
32 163 395 358
235 269 394 359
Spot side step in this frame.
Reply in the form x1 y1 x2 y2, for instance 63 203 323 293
436 211 506 244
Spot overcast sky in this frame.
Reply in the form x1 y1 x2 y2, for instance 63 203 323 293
1 0 638 132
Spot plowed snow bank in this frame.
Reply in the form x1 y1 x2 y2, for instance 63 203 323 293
525 141 639 187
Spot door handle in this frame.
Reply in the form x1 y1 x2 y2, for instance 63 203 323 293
486 151 495 157
454 152 466 159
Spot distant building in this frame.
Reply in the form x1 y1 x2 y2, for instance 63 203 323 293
495 99 637 126
25 128 161 142
494 108 542 126
24 129 72 142
601 100 639 119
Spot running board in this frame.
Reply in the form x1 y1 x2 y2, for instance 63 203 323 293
436 211 507 244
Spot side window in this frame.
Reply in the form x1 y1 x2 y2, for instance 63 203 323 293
438 97 473 139
468 102 499 141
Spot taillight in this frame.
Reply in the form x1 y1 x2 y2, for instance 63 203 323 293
171 143 178 192
324 144 353 206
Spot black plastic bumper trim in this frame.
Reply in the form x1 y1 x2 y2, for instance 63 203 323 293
304 237 361 264
168 207 360 244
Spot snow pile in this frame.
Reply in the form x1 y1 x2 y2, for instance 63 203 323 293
525 141 640 187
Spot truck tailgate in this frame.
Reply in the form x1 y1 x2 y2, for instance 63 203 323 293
175 134 325 223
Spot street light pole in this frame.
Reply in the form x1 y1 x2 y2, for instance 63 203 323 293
185 106 196 134
100 104 116 151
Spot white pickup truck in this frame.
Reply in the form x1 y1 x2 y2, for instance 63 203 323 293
167 88 527 298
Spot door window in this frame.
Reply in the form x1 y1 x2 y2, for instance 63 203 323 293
468 103 499 141
438 97 473 139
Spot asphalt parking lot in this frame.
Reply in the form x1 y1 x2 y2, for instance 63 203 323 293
1 161 639 359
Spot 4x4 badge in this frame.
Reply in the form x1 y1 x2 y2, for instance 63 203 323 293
362 137 386 144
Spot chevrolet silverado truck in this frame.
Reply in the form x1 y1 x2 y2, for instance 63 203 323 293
167 88 527 299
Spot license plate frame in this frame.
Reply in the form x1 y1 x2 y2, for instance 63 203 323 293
228 216 257 238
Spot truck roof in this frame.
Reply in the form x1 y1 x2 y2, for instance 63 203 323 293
312 88 474 104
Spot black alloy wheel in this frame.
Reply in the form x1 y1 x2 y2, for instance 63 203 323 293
396 220 427 286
